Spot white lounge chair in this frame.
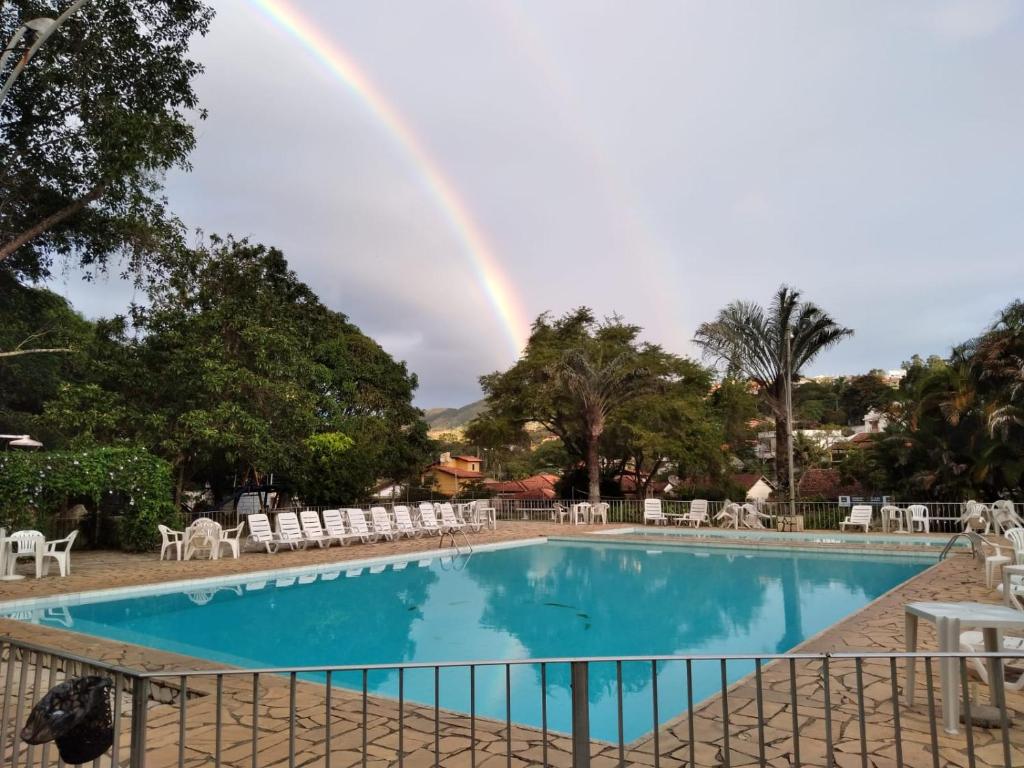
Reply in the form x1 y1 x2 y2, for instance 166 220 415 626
158 524 184 560
39 530 77 577
907 504 929 533
275 512 308 550
394 506 422 538
345 509 378 543
5 530 44 577
840 505 873 533
418 503 443 536
643 498 668 525
438 503 466 533
218 522 245 559
959 630 1024 691
184 518 222 560
322 509 358 546
370 507 398 541
678 500 708 527
245 514 279 553
299 510 334 548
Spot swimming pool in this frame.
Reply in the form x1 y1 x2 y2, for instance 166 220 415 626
0 540 933 741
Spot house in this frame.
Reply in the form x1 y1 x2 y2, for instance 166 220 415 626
616 471 670 499
484 473 559 500
796 468 866 501
731 473 776 502
421 453 485 496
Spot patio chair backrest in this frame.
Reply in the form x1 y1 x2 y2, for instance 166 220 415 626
907 504 928 520
10 530 44 554
276 512 304 540
690 499 708 517
370 507 393 533
299 510 325 537
419 504 441 530
346 509 371 535
992 500 1024 532
1004 528 1024 558
322 509 346 537
247 514 274 541
394 506 416 531
849 505 873 524
644 499 664 519
187 519 222 551
439 505 460 526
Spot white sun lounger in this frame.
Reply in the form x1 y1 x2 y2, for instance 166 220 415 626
299 510 334 548
394 505 422 538
345 509 378 543
275 512 308 550
840 505 873 533
643 498 668 525
370 507 398 541
245 514 279 554
677 499 708 527
438 503 466 533
322 509 359 546
418 503 443 536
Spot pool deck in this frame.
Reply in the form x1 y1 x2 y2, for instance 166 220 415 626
1 522 1020 767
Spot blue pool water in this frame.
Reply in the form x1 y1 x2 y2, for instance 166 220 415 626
2 541 931 741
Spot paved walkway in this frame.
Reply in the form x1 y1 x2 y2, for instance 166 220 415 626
1 524 1021 767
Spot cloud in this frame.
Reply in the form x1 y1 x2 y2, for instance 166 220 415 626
928 0 1017 41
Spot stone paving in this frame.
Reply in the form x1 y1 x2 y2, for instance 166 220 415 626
1 523 1022 767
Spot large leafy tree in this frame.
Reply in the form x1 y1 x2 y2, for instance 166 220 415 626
694 285 853 489
470 308 721 503
0 0 213 278
40 236 431 503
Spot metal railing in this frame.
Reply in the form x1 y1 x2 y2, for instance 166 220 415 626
2 636 1023 767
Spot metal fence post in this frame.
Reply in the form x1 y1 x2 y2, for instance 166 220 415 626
130 676 150 768
570 661 591 768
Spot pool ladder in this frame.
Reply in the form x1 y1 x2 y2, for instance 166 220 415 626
939 530 983 560
439 528 474 556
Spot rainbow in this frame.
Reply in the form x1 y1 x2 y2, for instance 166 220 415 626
245 0 530 358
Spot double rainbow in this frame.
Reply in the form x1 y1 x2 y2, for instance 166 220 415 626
246 0 530 358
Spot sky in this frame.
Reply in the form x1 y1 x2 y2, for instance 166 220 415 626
53 0 1024 406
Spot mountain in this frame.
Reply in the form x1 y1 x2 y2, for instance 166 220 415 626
424 399 488 432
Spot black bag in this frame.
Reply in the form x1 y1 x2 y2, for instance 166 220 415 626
20 676 114 765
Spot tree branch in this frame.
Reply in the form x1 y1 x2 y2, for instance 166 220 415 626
0 181 108 262
0 347 74 358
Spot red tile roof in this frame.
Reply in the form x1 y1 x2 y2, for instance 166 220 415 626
428 465 484 479
452 455 482 463
484 473 558 499
797 468 865 499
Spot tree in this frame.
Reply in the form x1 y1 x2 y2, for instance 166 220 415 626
0 1 214 278
40 236 432 504
472 309 718 504
838 371 897 425
694 285 853 490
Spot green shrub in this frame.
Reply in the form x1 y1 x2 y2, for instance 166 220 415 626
0 447 180 551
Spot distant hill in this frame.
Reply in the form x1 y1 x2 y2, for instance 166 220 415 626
424 399 488 432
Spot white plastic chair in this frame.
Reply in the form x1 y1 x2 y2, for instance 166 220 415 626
370 507 398 541
591 502 609 525
275 512 308 550
184 518 222 560
158 524 184 560
299 510 333 548
245 513 279 553
959 630 1024 692
418 503 443 535
571 502 591 525
39 530 77 577
907 505 929 533
741 503 770 529
6 530 44 577
961 500 990 534
840 505 873 533
1004 528 1024 565
992 500 1024 534
643 499 668 525
218 522 245 559
322 509 357 545
551 502 570 524
394 506 422 538
880 505 905 533
680 500 709 527
715 502 740 528
345 509 377 543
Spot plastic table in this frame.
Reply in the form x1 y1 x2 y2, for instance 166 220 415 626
904 601 1024 733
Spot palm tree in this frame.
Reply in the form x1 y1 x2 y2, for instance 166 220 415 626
556 349 650 504
694 286 853 490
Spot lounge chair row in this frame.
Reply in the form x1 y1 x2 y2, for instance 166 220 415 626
245 502 494 553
